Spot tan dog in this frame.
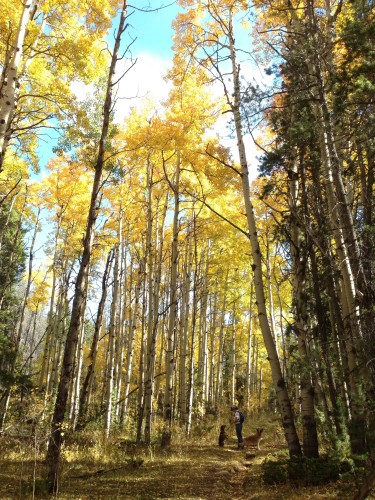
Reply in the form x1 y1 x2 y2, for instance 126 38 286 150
243 427 263 450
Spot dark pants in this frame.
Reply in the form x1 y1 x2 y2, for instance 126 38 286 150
235 423 243 447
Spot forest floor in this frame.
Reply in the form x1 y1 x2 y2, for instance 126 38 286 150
0 421 373 499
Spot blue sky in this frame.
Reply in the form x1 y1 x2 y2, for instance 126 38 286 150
128 2 180 58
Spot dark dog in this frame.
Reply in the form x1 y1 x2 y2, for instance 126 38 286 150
218 425 227 447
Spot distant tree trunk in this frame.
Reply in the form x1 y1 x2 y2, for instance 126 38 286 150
244 285 254 411
121 256 143 423
70 319 86 427
162 152 180 447
229 312 236 405
265 232 277 354
197 247 209 415
136 274 147 443
14 207 40 350
208 289 218 408
113 220 126 423
186 214 198 437
46 3 130 491
179 228 192 425
78 250 113 428
215 268 229 406
38 217 61 393
144 189 168 444
46 265 70 402
105 244 120 437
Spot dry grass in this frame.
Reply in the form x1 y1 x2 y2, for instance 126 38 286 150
0 418 370 499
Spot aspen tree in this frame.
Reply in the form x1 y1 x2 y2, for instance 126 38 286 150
143 158 156 444
186 212 198 436
0 0 33 170
46 2 130 490
144 179 169 444
197 245 209 414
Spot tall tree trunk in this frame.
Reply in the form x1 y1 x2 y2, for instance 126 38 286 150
288 158 319 457
227 18 301 457
46 3 130 491
197 246 209 415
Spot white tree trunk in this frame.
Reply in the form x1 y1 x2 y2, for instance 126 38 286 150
0 0 33 168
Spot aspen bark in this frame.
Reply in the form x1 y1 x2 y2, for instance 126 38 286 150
162 153 180 446
178 229 192 424
197 246 209 414
105 244 120 437
215 268 229 405
0 0 33 170
244 285 254 411
144 190 168 444
186 214 198 437
122 256 143 422
143 163 155 444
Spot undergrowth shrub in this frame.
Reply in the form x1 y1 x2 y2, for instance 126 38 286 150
288 456 341 485
263 459 288 485
263 456 347 486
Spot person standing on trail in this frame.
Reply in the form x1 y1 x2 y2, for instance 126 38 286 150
231 405 244 449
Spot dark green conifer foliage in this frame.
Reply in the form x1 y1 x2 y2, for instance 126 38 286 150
0 203 26 397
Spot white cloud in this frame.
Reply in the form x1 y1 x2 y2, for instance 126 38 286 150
114 52 172 122
70 52 172 122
